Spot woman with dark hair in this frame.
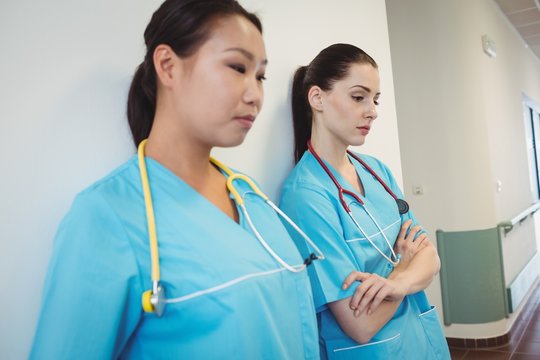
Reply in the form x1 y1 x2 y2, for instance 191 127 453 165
30 1 319 358
280 43 450 359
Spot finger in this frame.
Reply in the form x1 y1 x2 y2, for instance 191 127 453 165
418 239 431 250
350 276 376 310
413 234 427 247
397 220 413 240
367 286 391 314
422 237 433 248
405 225 422 241
342 271 370 290
411 227 425 242
351 287 367 312
358 281 385 314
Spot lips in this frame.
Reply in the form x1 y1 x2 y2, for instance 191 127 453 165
357 126 370 135
235 115 256 129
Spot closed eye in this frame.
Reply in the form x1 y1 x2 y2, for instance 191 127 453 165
229 64 246 74
352 96 364 102
257 74 267 82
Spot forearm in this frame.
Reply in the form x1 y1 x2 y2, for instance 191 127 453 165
390 244 440 294
329 296 402 344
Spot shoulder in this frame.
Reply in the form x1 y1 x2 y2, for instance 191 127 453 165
350 151 395 182
79 156 138 198
280 156 339 213
282 152 333 194
63 157 140 227
351 151 388 171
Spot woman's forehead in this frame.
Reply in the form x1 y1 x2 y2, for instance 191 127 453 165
202 15 266 60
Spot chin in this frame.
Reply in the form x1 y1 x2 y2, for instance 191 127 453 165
349 138 366 147
215 134 248 148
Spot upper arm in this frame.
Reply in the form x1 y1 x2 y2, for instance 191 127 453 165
280 185 360 310
30 192 143 359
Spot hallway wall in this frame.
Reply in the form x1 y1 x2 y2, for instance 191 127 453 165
387 0 540 338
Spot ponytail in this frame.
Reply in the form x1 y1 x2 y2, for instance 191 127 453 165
291 66 312 163
127 60 156 147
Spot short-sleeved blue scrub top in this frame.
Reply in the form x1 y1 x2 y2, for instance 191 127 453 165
30 156 319 359
280 151 450 360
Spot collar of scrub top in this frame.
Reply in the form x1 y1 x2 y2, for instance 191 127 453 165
137 139 324 316
307 140 406 267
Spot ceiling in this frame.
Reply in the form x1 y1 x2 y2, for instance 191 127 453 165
494 0 540 59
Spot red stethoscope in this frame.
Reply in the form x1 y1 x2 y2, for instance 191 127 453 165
307 140 409 266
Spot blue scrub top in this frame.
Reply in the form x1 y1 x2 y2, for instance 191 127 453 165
31 156 319 359
280 151 450 360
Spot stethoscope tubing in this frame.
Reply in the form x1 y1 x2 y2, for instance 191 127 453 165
137 140 324 316
227 176 325 272
137 140 161 290
307 140 402 266
347 206 400 266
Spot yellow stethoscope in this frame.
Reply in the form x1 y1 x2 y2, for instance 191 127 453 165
137 139 324 316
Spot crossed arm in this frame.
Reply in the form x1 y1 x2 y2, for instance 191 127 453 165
327 220 441 344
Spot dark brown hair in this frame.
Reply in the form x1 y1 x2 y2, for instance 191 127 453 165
291 43 377 162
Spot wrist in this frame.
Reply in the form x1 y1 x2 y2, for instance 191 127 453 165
389 260 409 277
389 270 412 296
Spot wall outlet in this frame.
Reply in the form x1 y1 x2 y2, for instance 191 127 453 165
412 185 424 195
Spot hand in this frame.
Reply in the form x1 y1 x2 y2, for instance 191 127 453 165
342 271 407 317
393 220 429 270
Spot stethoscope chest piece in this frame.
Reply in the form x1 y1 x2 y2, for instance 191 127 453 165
396 198 409 215
142 284 166 317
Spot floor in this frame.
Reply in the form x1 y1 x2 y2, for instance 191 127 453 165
449 284 540 359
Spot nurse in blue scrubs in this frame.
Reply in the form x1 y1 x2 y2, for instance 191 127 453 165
280 43 451 359
30 1 319 358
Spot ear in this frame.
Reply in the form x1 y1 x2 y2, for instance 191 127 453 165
153 44 178 88
307 85 324 112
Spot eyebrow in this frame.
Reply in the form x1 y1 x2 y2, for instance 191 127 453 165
224 47 268 65
350 85 381 95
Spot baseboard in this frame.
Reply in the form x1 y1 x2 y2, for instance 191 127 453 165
445 278 540 349
507 253 538 313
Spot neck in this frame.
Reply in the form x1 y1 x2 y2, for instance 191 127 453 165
310 126 350 170
144 116 215 188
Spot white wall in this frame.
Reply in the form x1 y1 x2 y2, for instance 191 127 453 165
386 0 540 338
216 0 403 198
0 1 401 358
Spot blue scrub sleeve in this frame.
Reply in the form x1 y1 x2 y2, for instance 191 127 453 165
280 184 358 311
30 191 143 359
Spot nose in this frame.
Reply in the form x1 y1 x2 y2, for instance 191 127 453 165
366 101 378 121
243 76 263 112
